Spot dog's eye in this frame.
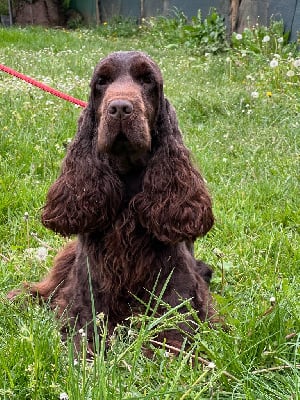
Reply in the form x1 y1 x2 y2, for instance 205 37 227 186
138 74 152 85
96 76 112 88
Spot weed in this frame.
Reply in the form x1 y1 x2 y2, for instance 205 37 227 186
144 8 228 54
182 9 228 54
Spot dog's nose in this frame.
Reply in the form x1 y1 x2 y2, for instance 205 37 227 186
108 99 133 118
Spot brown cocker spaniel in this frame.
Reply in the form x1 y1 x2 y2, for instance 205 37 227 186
10 51 215 353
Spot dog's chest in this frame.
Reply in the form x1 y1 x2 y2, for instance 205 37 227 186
120 168 145 206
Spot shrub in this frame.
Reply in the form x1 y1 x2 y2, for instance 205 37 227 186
0 0 8 15
145 8 228 54
96 8 228 54
182 9 227 54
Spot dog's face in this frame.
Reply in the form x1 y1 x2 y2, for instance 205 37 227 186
90 51 163 172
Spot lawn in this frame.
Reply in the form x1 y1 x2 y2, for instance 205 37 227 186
0 18 299 399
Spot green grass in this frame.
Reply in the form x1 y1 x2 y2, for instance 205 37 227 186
0 24 299 399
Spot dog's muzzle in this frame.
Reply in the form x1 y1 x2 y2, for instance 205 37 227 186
98 97 151 156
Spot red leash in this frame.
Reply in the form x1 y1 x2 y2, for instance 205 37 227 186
0 64 88 108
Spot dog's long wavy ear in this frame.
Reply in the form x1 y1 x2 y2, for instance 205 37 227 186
42 104 123 236
133 98 214 244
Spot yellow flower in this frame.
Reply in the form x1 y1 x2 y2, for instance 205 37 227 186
266 91 272 97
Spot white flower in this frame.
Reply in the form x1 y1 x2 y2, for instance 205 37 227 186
97 312 105 321
287 70 295 77
235 33 243 40
78 328 86 337
277 37 284 43
35 247 48 261
270 296 276 306
293 59 300 67
213 248 225 258
207 362 216 369
262 35 270 42
269 59 278 68
59 393 69 400
251 91 259 98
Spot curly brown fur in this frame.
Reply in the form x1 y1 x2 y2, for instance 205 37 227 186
9 51 215 353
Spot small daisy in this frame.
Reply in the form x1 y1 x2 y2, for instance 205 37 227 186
59 393 69 400
277 37 284 43
78 328 86 337
262 35 270 42
269 59 278 68
270 296 276 306
213 248 225 258
293 59 300 67
235 33 243 40
286 70 295 77
35 247 48 261
251 91 259 98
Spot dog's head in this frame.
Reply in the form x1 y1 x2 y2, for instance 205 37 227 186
89 51 163 172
